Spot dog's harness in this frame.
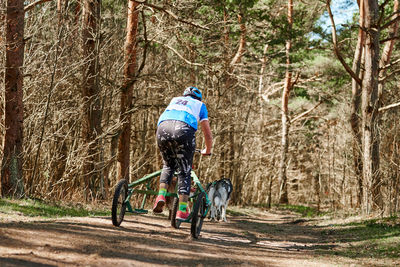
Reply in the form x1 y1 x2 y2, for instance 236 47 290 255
206 181 217 191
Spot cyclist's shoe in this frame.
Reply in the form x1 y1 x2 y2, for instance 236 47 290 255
153 195 166 213
176 209 190 221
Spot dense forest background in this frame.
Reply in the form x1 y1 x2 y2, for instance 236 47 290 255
1 0 399 215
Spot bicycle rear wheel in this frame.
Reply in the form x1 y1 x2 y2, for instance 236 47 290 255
191 192 206 238
111 179 128 226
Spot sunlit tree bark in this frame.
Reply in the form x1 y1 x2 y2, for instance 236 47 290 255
327 0 399 213
360 0 380 213
117 0 140 182
373 0 399 210
350 0 365 208
81 0 102 200
1 0 25 197
278 0 293 204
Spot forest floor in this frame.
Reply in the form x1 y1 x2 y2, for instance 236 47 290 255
0 202 399 267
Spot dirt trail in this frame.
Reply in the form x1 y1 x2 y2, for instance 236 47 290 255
0 209 396 266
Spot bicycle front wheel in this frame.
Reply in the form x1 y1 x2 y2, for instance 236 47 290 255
191 192 206 238
111 179 128 226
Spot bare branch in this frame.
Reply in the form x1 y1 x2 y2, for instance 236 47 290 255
291 101 323 124
326 0 362 85
258 44 269 97
379 101 400 112
379 58 400 71
25 0 53 12
291 72 300 88
153 40 205 67
380 35 400 43
136 10 148 76
381 11 400 29
379 0 391 10
134 0 209 30
379 67 400 83
378 0 391 26
379 0 399 95
230 14 246 66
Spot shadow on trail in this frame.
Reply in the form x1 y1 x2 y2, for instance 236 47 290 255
3 211 397 265
227 213 400 261
0 257 55 267
228 217 327 243
0 217 251 266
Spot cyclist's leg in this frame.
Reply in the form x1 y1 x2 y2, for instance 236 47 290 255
159 143 176 188
154 123 178 212
157 121 179 185
174 122 196 219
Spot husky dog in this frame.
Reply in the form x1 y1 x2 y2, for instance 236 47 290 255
207 178 233 222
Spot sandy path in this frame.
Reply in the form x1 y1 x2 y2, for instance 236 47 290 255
0 209 395 266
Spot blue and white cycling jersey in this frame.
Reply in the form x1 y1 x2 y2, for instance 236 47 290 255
158 96 208 130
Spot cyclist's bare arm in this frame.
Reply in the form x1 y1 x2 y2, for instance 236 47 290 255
200 120 213 155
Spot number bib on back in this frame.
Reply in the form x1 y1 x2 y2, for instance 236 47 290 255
158 96 208 130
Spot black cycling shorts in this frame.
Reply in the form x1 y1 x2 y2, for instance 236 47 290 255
156 120 196 195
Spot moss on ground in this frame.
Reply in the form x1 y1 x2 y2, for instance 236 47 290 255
277 204 322 217
317 217 400 259
0 198 109 218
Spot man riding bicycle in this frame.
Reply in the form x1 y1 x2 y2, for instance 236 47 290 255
153 86 213 220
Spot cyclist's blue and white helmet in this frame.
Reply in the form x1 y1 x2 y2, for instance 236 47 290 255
183 86 202 101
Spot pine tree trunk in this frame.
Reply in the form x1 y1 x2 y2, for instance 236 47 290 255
81 0 102 200
117 0 139 182
278 0 293 204
1 0 25 198
374 0 399 211
351 0 365 207
361 0 380 213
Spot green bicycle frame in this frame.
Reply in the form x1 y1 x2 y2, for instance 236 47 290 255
124 169 211 217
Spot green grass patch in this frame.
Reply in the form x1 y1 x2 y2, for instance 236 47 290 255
226 208 247 217
318 217 400 259
225 205 267 217
277 204 321 217
0 198 109 218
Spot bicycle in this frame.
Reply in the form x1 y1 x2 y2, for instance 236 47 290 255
111 153 211 239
